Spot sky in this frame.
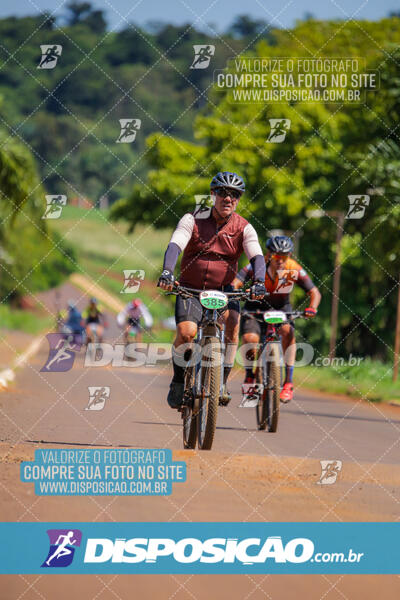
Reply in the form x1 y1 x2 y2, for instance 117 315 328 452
0 0 398 31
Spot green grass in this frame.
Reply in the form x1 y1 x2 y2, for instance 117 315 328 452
50 205 171 278
296 359 400 404
0 304 53 334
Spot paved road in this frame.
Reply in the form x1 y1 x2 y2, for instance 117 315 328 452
1 287 400 599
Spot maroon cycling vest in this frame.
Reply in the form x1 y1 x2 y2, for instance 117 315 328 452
179 212 249 289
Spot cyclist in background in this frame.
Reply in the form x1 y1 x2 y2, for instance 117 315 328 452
59 300 84 343
232 236 321 403
83 297 108 343
117 298 153 343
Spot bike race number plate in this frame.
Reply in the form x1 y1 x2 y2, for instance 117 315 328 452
263 310 287 324
199 290 228 310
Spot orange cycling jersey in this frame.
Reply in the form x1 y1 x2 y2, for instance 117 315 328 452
238 257 315 309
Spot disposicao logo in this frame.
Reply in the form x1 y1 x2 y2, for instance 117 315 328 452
41 334 81 372
41 529 82 568
83 536 314 564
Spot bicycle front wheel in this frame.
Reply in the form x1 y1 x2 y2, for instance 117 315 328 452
257 342 280 432
182 364 197 449
197 336 221 450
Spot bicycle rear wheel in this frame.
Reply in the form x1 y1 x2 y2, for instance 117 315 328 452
182 364 197 449
256 342 280 432
197 336 221 450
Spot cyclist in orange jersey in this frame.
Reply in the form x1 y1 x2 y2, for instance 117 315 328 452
233 236 321 403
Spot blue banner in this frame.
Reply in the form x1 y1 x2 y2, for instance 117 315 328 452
0 522 398 574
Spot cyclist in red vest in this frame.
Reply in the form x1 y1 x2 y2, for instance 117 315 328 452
158 172 266 409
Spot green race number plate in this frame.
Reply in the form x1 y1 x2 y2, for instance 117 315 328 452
263 310 287 324
199 290 228 309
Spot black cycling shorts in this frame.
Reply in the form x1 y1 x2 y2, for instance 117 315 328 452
175 285 240 325
128 318 140 328
240 302 294 336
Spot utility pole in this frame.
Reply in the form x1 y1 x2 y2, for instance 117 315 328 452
393 274 400 382
328 211 345 361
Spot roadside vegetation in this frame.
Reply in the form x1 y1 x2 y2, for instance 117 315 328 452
296 361 400 404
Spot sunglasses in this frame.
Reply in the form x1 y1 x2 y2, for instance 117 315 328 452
214 187 242 200
271 254 289 260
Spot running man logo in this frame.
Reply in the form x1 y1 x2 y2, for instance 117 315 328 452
240 383 264 408
346 195 370 219
193 195 214 219
42 195 67 220
37 45 62 69
267 119 291 143
41 334 81 372
85 386 110 410
116 119 141 143
190 45 215 69
42 529 82 568
121 269 145 293
317 460 342 485
276 270 298 294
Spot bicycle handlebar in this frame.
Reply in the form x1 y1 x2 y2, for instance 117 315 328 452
242 309 306 321
165 284 253 302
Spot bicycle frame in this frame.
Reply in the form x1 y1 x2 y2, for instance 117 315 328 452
169 285 249 404
242 309 304 366
194 309 225 399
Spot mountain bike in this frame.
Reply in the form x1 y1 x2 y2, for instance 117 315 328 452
168 285 250 451
241 309 305 432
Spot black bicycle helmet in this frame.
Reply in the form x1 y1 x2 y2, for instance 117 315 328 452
210 171 245 193
266 235 294 254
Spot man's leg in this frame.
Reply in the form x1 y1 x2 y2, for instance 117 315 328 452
172 321 197 382
221 309 240 383
241 332 260 381
97 324 104 342
167 321 197 409
240 314 261 382
280 323 295 403
218 309 239 405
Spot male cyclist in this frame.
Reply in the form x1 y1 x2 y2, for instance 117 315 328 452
158 172 266 409
83 297 108 343
117 298 153 343
233 235 321 403
63 300 84 341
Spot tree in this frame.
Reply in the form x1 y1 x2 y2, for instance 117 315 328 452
64 1 106 33
0 131 75 300
228 14 270 39
111 18 400 359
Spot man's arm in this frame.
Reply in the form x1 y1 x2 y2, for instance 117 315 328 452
296 266 321 317
242 224 266 282
139 304 153 328
232 263 253 289
307 286 321 310
162 214 194 273
159 214 195 290
116 306 128 328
